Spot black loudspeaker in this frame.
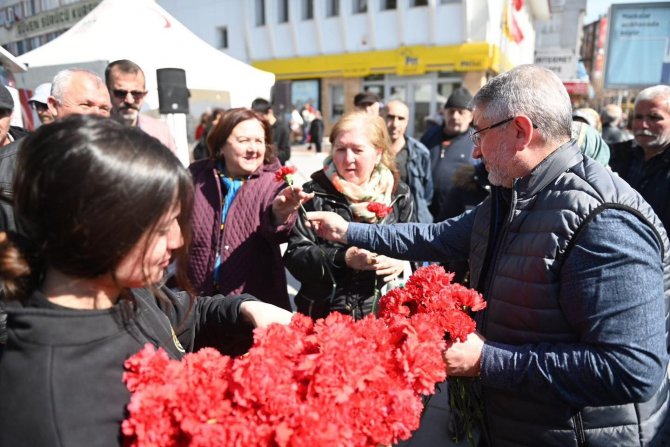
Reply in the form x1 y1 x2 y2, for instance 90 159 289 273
157 68 189 114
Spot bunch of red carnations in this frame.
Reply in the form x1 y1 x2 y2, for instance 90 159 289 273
122 265 486 447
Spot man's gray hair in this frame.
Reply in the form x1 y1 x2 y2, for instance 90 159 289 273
635 85 670 110
50 68 105 103
471 64 573 144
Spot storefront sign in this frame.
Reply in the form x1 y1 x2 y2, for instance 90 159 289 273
534 48 577 81
16 0 101 38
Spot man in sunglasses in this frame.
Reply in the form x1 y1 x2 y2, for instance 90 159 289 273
105 59 176 154
28 83 54 125
308 64 670 446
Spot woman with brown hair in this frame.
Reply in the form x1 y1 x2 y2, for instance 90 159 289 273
186 107 311 311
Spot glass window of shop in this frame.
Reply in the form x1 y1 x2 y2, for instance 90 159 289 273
330 84 344 121
365 72 461 138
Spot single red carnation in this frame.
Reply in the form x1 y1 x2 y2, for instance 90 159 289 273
367 202 393 219
275 166 297 183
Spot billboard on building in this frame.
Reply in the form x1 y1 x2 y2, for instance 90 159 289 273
604 2 670 88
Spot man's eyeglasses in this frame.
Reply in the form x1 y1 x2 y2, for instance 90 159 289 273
469 117 514 146
30 101 49 112
111 89 147 101
469 117 538 146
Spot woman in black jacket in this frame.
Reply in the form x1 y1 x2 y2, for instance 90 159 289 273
0 116 292 447
284 111 414 320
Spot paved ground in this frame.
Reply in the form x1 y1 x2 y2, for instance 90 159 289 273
283 143 472 447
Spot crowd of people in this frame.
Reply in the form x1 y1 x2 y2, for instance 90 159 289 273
0 60 669 447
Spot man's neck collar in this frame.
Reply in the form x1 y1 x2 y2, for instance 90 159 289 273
390 135 406 155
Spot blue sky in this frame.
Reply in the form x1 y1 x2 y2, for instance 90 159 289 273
584 0 669 23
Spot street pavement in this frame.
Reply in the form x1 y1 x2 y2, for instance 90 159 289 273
284 142 473 447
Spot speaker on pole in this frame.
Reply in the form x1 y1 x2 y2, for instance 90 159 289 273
156 68 189 114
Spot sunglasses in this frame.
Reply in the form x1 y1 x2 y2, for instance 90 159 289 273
30 102 49 112
111 89 147 100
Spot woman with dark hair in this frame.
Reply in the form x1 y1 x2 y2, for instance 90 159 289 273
186 107 311 310
192 107 225 160
0 115 293 447
284 111 414 320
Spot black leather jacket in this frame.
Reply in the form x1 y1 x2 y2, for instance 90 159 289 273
0 127 29 232
284 170 414 320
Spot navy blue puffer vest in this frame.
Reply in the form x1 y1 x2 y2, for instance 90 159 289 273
468 141 670 446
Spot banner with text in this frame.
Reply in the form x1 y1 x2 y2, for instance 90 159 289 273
605 2 670 88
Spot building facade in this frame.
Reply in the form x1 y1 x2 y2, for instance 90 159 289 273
0 0 552 137
159 0 550 137
0 0 100 56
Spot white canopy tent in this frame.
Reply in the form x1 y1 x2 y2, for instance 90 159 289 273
15 0 275 164
16 0 274 107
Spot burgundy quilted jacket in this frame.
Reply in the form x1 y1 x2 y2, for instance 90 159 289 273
186 158 295 310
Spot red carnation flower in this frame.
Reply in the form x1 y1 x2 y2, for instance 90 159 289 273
367 202 393 219
123 265 487 447
275 166 297 183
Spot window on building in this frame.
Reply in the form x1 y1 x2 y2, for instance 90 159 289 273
302 0 314 19
21 1 34 17
326 0 339 17
411 0 429 6
330 85 344 121
41 0 59 10
5 43 18 57
353 0 367 14
278 0 289 22
218 27 228 49
255 0 266 26
381 0 397 10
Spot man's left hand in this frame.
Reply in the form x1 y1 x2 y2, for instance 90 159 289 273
443 331 485 377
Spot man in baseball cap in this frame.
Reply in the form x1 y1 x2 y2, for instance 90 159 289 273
0 84 26 149
420 87 480 221
354 91 381 115
29 82 54 125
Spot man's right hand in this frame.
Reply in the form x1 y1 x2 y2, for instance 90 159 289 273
306 211 349 244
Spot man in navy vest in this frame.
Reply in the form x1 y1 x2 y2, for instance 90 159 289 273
308 65 670 446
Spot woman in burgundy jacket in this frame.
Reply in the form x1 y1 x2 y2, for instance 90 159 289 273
186 108 311 311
